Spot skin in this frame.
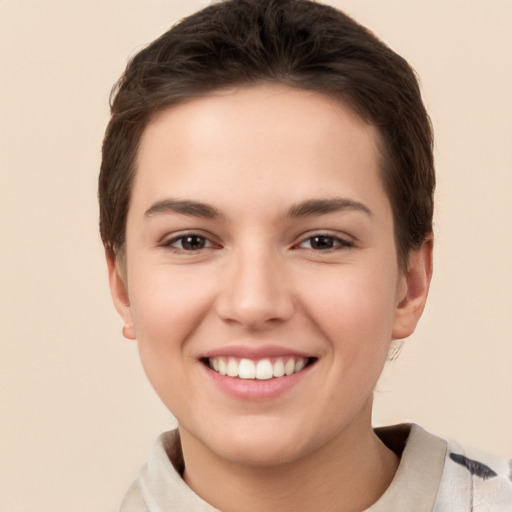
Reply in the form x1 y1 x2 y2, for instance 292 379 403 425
108 84 432 512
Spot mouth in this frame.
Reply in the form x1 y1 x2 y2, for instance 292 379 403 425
202 356 317 380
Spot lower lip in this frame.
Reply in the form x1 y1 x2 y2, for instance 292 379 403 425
201 363 313 400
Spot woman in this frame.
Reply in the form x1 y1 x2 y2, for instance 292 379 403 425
99 1 512 510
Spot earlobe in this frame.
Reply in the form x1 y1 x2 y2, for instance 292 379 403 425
392 238 433 340
105 249 136 340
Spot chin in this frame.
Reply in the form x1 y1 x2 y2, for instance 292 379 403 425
204 418 318 467
217 438 304 467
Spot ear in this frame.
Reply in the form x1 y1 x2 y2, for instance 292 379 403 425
105 249 136 340
392 237 433 340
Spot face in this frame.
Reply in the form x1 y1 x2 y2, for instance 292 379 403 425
108 84 430 467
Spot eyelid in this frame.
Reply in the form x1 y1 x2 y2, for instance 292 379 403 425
160 230 220 250
158 229 354 252
294 231 354 250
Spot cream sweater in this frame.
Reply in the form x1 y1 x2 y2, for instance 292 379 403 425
120 424 512 511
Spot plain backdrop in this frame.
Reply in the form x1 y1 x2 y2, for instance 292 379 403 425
1 1 511 510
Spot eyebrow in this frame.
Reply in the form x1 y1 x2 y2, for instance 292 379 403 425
286 197 372 218
144 197 372 220
145 199 221 219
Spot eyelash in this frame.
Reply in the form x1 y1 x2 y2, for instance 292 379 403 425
296 234 353 251
161 232 353 253
162 233 216 252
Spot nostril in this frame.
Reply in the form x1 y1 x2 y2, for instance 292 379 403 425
215 295 295 329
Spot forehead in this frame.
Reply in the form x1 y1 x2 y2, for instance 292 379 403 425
140 85 378 155
131 84 388 218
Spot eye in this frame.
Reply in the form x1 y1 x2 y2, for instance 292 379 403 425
299 234 352 251
164 234 213 251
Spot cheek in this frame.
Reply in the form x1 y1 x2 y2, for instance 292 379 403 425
127 265 215 364
126 269 211 409
306 263 397 324
299 262 399 366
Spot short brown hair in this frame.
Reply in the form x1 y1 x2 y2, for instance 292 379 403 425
99 0 434 268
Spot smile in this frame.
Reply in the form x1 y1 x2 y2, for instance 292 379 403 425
207 356 313 380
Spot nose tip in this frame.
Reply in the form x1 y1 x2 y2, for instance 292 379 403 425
220 291 292 329
214 254 294 329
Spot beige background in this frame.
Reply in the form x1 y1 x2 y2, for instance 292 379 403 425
1 1 511 510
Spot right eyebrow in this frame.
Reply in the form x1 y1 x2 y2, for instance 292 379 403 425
144 199 221 219
286 197 372 218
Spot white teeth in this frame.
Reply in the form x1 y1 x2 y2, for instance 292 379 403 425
208 356 310 379
284 358 295 376
227 358 238 377
294 358 306 372
238 358 256 379
255 359 273 380
218 358 227 376
273 359 285 377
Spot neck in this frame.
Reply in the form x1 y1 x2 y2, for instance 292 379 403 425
180 412 399 512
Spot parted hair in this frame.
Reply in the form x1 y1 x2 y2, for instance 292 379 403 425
99 0 434 269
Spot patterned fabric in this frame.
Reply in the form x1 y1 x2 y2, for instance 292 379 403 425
434 439 512 511
119 424 512 511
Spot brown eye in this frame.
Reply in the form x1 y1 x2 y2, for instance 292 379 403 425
299 235 352 251
181 235 206 250
309 236 335 250
167 234 211 251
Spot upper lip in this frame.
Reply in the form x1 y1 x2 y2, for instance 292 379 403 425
201 344 315 360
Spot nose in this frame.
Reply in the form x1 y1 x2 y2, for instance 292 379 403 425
214 245 295 330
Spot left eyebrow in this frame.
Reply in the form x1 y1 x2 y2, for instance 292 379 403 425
144 199 221 219
286 197 372 218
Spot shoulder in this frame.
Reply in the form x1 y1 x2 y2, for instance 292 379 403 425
374 424 512 512
434 438 512 512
